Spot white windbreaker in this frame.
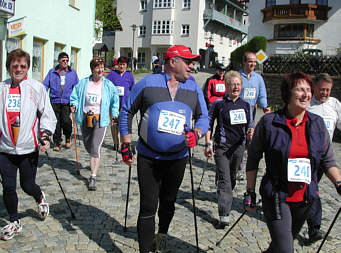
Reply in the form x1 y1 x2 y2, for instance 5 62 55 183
308 96 341 141
0 78 57 155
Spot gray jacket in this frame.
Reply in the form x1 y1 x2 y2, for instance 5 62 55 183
0 78 57 155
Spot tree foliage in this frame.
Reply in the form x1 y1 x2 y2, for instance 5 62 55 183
95 0 121 32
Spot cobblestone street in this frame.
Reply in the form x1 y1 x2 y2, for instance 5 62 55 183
0 72 340 253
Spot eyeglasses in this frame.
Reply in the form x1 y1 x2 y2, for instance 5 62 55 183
11 64 27 70
175 57 193 66
60 59 69 63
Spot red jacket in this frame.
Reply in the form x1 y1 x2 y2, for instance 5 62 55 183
203 74 226 107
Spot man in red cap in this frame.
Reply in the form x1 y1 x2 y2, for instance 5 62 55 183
119 45 209 253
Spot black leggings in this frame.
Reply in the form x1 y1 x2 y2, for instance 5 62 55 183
0 152 42 222
262 197 312 253
136 154 187 253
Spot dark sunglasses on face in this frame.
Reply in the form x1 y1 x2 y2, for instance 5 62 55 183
60 59 69 63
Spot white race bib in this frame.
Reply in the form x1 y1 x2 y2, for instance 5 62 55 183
116 86 125 96
87 94 100 105
215 83 226 93
287 158 311 184
244 88 256 99
7 94 21 112
229 109 247 125
60 76 66 87
157 110 186 135
322 116 335 132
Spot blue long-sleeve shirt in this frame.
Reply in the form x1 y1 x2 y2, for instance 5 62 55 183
119 73 209 160
106 70 135 109
239 69 268 109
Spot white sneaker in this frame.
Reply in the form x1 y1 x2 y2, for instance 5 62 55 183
155 233 169 253
1 220 22 241
37 191 49 220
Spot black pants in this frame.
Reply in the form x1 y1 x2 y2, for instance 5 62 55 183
52 103 72 144
262 197 312 253
136 154 187 253
214 143 244 216
0 152 43 222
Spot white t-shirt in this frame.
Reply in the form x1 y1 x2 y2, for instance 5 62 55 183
84 81 102 114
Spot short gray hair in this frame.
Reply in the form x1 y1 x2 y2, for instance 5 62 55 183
224 70 242 86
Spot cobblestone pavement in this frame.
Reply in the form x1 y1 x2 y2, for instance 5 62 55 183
0 72 340 252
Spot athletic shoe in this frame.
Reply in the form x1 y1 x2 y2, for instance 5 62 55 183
155 233 169 253
88 177 97 191
37 191 49 220
65 138 72 149
217 216 229 229
53 143 62 151
1 220 22 241
308 228 323 243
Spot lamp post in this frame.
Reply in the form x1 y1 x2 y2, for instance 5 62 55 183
131 24 137 71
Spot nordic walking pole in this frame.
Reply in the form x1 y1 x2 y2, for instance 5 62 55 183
38 137 76 219
216 210 247 246
188 146 200 253
72 111 80 175
123 144 136 232
184 124 199 253
316 206 341 253
197 158 209 191
124 165 132 232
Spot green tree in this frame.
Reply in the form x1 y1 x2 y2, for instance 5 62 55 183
95 0 121 33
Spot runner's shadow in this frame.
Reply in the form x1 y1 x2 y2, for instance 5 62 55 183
177 189 265 228
50 198 207 252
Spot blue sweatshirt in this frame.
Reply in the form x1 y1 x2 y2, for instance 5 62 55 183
120 73 209 160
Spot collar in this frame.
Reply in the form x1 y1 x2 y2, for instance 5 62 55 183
286 111 308 127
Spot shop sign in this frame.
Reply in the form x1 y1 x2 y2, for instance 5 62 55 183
8 17 25 38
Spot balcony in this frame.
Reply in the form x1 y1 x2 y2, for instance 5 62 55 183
204 9 248 34
262 4 331 23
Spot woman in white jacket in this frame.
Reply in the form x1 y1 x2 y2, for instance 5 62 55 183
0 49 57 241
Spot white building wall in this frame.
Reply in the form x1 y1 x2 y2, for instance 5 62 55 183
115 0 248 69
248 0 341 56
2 0 96 81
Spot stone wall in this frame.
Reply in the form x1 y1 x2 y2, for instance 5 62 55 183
263 74 341 107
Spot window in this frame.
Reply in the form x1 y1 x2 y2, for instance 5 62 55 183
290 0 300 4
69 0 79 9
181 24 189 36
70 47 79 71
32 39 45 82
183 0 191 9
274 24 314 39
316 0 328 6
140 0 147 11
152 20 174 35
266 0 276 7
137 52 146 69
139 26 146 37
153 0 175 8
54 43 64 67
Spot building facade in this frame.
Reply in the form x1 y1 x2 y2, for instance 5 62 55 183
114 0 248 69
248 0 341 56
1 0 96 82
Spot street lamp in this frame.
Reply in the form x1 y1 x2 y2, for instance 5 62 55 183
131 24 137 71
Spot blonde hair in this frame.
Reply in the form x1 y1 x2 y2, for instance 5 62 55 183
224 70 242 86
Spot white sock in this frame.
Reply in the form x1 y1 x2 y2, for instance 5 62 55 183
90 174 96 178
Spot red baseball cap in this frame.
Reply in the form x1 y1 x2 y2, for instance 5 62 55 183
164 45 201 61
